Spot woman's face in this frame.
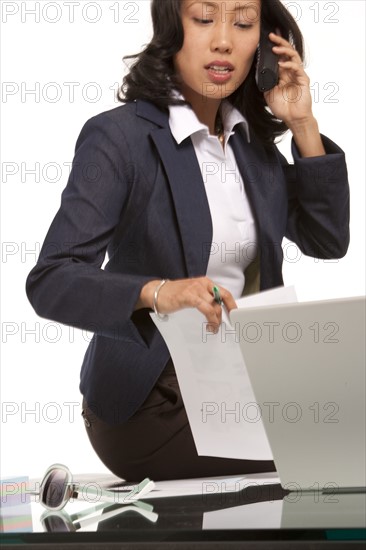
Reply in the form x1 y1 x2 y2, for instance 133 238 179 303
174 0 261 105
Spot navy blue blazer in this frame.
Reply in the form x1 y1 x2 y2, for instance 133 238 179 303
26 99 350 423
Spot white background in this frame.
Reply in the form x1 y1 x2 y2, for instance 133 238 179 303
1 0 365 479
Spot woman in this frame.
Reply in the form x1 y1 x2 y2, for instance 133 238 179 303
26 0 350 481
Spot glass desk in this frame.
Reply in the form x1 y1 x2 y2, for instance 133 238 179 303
1 477 365 549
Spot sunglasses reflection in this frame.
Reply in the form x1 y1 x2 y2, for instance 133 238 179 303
40 500 158 532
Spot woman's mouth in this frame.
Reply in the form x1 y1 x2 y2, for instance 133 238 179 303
208 65 232 73
205 62 234 83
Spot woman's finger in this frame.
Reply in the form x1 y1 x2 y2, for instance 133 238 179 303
277 60 308 76
268 31 292 48
272 45 302 64
216 285 237 313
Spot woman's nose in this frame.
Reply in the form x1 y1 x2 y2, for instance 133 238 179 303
210 25 233 53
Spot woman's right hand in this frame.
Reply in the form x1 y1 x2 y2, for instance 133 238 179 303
136 277 237 332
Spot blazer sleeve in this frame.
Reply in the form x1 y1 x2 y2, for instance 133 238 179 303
26 113 154 343
279 134 350 259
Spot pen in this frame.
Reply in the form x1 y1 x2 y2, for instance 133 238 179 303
212 285 223 305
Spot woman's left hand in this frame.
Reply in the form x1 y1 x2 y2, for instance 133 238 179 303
263 32 313 128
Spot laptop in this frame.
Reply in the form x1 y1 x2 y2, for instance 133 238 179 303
230 296 366 492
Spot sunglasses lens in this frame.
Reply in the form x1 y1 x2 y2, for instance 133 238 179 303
42 469 69 509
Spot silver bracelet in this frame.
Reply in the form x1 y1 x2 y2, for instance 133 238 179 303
153 279 169 321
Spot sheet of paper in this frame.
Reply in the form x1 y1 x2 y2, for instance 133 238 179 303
151 286 297 460
112 472 280 499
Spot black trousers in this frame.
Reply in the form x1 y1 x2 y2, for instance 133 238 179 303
82 359 275 481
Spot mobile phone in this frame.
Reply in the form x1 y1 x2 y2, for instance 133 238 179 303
255 26 279 92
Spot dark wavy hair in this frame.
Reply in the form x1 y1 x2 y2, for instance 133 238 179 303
118 0 304 144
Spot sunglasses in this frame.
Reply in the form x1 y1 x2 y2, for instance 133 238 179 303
29 463 155 511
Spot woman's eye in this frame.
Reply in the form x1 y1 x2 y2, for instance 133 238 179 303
192 17 253 29
193 17 212 24
235 22 253 29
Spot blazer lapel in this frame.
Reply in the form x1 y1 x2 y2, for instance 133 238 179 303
150 128 213 277
230 127 285 243
136 100 213 277
230 126 288 290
